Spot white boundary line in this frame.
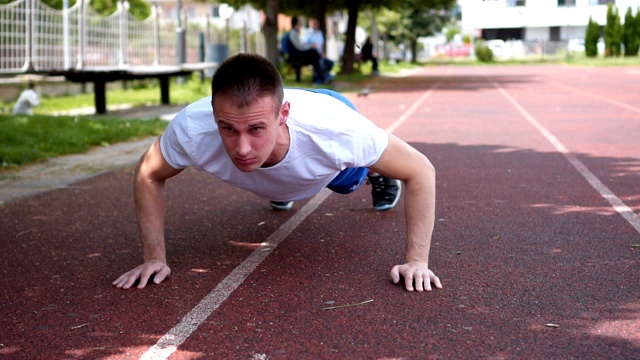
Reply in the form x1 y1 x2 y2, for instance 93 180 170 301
139 84 440 360
549 81 640 114
495 84 640 234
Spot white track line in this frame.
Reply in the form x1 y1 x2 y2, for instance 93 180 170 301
140 188 332 360
139 84 439 360
495 84 640 234
386 82 440 133
549 81 640 114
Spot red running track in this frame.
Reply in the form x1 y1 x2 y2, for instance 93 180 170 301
1 64 639 359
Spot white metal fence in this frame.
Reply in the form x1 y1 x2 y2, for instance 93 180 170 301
0 0 209 74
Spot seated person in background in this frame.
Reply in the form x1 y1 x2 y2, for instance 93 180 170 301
361 37 379 76
305 18 334 83
286 17 328 84
13 84 40 115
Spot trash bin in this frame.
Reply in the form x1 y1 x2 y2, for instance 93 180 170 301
206 44 229 77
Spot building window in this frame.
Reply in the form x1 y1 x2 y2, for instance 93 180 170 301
589 0 615 5
558 0 576 6
507 0 526 6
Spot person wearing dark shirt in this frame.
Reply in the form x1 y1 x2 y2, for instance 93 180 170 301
361 37 379 76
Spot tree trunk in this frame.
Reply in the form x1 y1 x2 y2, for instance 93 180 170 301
382 32 389 61
411 37 418 63
340 0 360 75
314 0 328 55
263 0 279 66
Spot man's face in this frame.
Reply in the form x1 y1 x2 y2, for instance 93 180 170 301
214 95 289 172
309 19 318 29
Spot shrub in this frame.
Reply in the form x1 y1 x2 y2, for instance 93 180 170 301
585 16 600 57
475 45 493 62
604 3 623 56
623 6 639 56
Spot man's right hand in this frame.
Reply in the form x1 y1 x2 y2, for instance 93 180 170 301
112 259 171 289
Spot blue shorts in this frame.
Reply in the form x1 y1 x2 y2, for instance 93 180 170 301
301 88 369 195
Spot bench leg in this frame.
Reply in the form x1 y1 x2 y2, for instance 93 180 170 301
160 76 170 104
94 80 106 114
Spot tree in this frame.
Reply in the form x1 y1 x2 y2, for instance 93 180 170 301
604 3 622 56
371 1 452 64
343 0 454 72
263 0 280 66
585 16 600 58
622 6 639 56
225 0 454 72
403 7 451 63
340 0 362 74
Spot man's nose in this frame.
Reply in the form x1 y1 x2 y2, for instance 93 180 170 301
236 134 251 156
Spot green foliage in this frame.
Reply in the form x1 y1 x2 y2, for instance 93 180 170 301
585 16 600 58
604 3 622 56
0 115 166 168
622 6 639 56
372 2 453 46
92 0 150 19
0 0 151 19
474 44 493 62
446 27 459 43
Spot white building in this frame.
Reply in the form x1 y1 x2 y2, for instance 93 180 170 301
459 0 640 41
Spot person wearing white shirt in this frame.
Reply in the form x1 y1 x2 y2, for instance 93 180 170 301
286 17 328 84
112 53 442 294
305 18 334 83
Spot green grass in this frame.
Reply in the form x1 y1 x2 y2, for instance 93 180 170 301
9 75 212 115
0 114 167 169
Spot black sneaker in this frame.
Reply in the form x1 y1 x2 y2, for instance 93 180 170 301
270 201 294 211
368 173 402 211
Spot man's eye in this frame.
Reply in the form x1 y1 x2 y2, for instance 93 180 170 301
251 127 264 133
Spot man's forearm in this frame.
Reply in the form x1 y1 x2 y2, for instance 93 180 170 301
134 171 168 263
403 164 436 266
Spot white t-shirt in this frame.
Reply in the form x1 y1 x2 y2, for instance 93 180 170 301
160 89 388 201
305 28 324 56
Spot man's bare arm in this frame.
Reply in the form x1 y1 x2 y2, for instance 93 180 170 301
113 136 183 289
369 133 442 292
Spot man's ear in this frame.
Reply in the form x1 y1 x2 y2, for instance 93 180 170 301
279 101 290 125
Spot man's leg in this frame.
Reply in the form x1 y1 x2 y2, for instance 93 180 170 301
325 167 402 211
300 50 325 84
367 172 401 211
371 57 379 75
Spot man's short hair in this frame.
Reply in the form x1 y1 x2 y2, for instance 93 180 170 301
291 16 299 28
211 53 284 116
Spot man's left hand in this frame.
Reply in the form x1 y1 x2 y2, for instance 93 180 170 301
391 261 442 292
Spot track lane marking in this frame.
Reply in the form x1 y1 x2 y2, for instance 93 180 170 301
549 81 640 114
495 84 640 234
386 82 440 133
139 83 440 360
